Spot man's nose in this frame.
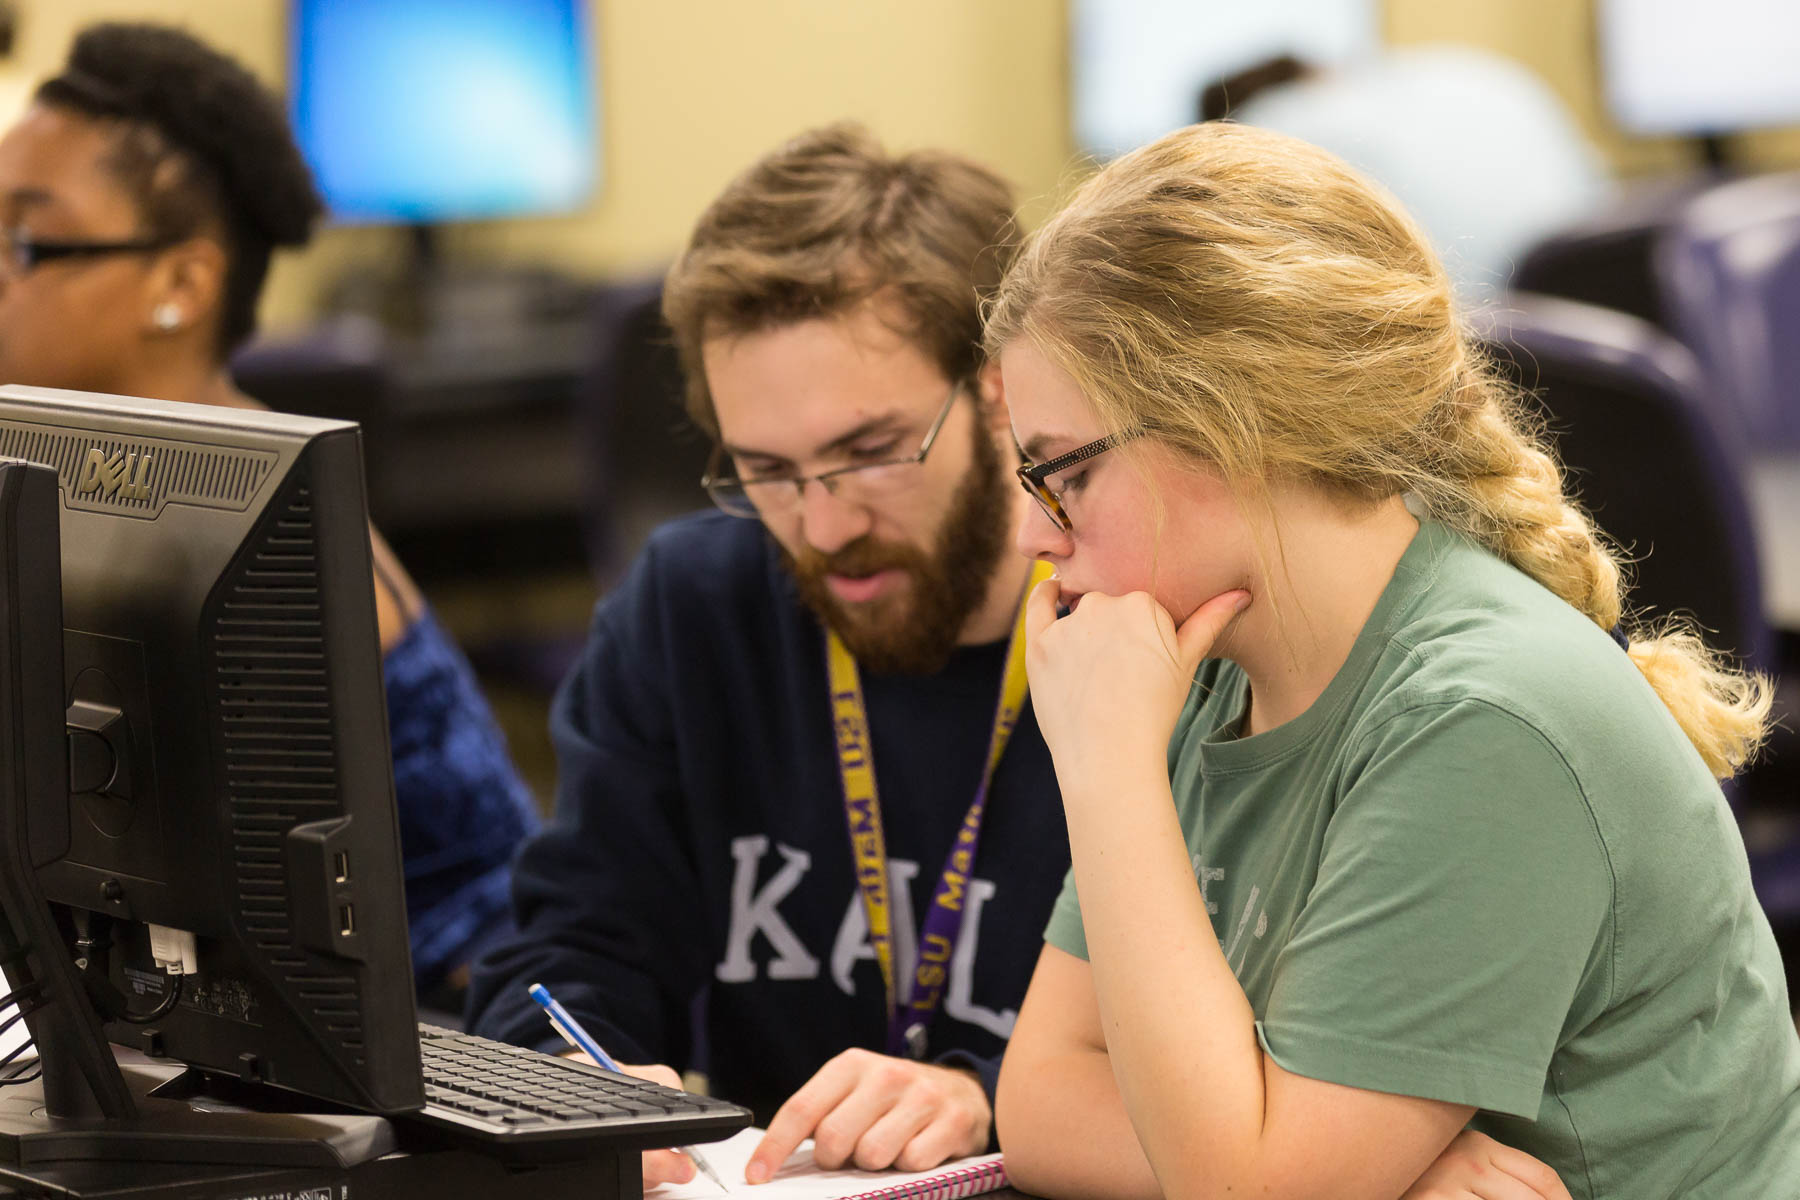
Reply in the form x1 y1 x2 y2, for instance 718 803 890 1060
798 478 873 556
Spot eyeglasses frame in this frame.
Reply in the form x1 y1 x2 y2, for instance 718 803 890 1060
701 380 966 519
1016 428 1141 534
0 227 178 276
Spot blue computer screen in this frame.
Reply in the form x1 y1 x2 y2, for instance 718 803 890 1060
289 0 598 224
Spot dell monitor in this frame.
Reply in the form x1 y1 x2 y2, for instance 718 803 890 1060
0 387 421 1114
0 389 747 1195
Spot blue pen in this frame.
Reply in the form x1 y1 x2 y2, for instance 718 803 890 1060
528 982 729 1192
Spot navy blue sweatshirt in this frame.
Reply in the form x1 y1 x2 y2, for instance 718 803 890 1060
465 512 1069 1126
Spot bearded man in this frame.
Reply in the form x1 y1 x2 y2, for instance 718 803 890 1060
466 123 1064 1187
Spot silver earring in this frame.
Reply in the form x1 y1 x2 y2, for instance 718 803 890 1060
152 303 182 331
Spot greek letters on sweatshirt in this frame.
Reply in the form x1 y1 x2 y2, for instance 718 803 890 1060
466 512 1069 1125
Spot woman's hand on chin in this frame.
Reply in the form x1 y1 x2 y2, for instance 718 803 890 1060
1024 578 1249 787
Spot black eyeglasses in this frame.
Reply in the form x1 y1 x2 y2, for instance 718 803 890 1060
0 227 175 277
701 381 964 519
1016 428 1140 534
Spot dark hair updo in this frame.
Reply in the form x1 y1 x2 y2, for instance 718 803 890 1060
35 22 323 356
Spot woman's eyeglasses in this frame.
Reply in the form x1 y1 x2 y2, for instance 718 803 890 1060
0 227 175 277
1016 429 1140 534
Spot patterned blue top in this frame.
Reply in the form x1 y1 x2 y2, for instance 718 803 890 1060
384 607 541 991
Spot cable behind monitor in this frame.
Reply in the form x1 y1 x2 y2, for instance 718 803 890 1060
0 460 135 1119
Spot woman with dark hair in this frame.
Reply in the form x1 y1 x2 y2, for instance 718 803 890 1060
0 22 539 1003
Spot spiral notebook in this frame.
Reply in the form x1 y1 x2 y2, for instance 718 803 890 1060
647 1126 1008 1200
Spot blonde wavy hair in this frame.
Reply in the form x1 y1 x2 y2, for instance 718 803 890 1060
984 123 1769 779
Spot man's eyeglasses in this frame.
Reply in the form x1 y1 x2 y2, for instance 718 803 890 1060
702 382 964 519
0 227 175 277
1016 428 1140 534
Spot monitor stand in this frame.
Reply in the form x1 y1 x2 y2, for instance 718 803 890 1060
0 1145 634 1200
0 883 635 1197
0 1050 393 1169
0 1056 635 1200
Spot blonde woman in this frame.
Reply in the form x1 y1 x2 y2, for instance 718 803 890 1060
988 123 1800 1200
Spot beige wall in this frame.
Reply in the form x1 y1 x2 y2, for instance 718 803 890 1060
3 0 1796 333
462 2 1074 273
0 0 1076 331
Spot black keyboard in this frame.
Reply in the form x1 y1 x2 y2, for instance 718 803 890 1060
404 1023 751 1163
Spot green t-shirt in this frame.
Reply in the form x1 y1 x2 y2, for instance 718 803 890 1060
1045 521 1800 1199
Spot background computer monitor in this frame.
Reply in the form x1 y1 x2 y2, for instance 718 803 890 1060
1069 0 1376 160
288 0 600 225
1599 0 1800 136
0 386 423 1116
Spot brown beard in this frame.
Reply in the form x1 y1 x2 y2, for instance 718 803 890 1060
781 414 1011 675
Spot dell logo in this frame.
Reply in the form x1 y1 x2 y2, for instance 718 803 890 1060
76 448 153 501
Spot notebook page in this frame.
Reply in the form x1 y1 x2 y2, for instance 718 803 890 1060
649 1127 1006 1200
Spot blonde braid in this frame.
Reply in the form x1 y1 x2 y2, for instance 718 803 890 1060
1626 630 1771 779
1421 362 1769 779
1420 365 1624 632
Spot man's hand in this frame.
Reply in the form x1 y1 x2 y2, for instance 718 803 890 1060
560 1053 697 1190
747 1050 989 1183
1402 1130 1572 1200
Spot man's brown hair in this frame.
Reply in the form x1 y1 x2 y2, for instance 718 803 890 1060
662 122 1019 436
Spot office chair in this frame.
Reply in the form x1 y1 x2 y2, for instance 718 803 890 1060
578 278 712 586
1512 175 1720 333
1656 170 1800 450
1472 293 1771 674
447 279 714 704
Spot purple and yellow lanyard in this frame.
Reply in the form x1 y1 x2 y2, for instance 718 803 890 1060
826 561 1051 1060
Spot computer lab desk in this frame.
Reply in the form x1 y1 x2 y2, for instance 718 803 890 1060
0 1150 632 1200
